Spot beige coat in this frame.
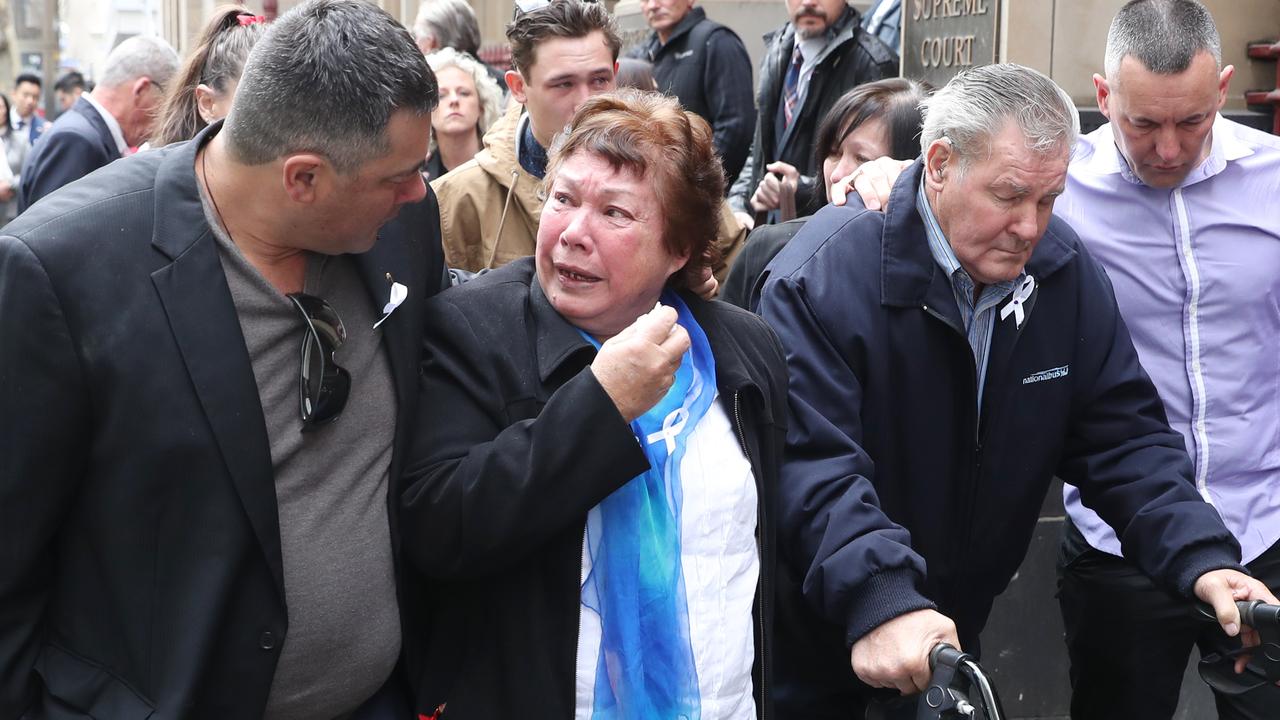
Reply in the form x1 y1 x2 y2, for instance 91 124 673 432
431 102 747 281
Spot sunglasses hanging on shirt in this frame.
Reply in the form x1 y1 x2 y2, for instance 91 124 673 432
286 292 351 431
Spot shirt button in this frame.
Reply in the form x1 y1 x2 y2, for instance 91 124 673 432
259 631 276 650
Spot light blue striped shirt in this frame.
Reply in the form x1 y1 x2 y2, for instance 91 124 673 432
916 178 1021 415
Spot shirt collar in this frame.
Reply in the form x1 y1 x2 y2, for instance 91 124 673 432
517 112 548 180
796 34 828 64
917 175 963 277
82 93 130 157
1088 114 1250 189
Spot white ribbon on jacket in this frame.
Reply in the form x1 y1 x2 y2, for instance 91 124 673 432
374 281 408 329
1000 275 1036 329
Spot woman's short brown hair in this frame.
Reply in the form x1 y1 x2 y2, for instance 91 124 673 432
544 89 725 289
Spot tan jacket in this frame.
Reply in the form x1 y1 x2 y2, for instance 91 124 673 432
432 102 747 281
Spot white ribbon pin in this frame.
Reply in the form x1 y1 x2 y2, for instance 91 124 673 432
999 275 1036 329
646 407 689 453
373 281 408 329
644 367 704 453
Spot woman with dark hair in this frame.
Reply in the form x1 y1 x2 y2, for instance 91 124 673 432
0 92 28 222
151 6 266 146
615 57 658 91
721 77 931 310
402 89 787 718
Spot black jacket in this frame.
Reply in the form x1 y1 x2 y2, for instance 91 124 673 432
728 7 896 220
0 124 446 718
757 161 1244 716
721 217 808 310
401 258 789 718
18 97 121 213
631 7 756 184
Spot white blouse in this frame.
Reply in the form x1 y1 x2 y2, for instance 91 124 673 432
574 394 760 720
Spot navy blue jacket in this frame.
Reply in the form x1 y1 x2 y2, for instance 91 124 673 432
18 96 120 213
757 160 1242 713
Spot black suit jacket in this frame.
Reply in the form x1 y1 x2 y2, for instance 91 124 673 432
17 97 121 213
0 123 446 718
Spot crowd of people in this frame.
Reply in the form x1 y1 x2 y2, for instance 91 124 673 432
0 0 1277 719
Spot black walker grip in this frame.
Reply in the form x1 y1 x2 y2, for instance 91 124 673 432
929 643 968 671
1197 599 1280 694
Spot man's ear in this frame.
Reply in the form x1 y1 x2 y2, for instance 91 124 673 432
1216 64 1235 111
924 138 954 193
1093 73 1111 118
132 76 156 101
506 69 528 106
282 153 330 204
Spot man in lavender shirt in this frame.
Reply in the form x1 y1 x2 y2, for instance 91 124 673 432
1054 1 1280 718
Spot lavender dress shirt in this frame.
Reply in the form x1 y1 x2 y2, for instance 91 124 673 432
1059 116 1280 564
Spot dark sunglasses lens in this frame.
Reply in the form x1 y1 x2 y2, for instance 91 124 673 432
289 293 351 428
291 293 346 344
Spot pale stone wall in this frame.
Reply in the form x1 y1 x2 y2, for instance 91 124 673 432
157 0 1278 114
1004 0 1280 110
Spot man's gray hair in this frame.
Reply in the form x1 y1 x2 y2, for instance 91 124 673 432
1104 0 1220 78
98 36 180 90
414 0 483 56
920 63 1078 169
225 0 439 175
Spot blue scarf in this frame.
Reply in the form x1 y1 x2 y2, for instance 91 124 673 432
579 291 716 719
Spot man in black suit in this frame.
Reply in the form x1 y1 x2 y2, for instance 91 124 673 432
0 1 445 717
18 36 178 213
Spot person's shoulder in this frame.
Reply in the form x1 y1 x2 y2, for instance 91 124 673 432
31 112 97 149
1222 116 1280 151
430 156 481 190
850 23 898 67
1037 212 1087 265
702 292 768 330
698 13 740 40
1032 213 1106 291
436 258 535 307
8 148 166 239
768 203 884 283
1221 117 1280 182
431 155 502 206
737 218 807 269
44 104 99 137
696 294 787 372
1071 124 1111 162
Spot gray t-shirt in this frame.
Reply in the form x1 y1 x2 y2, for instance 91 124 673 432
204 193 401 720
